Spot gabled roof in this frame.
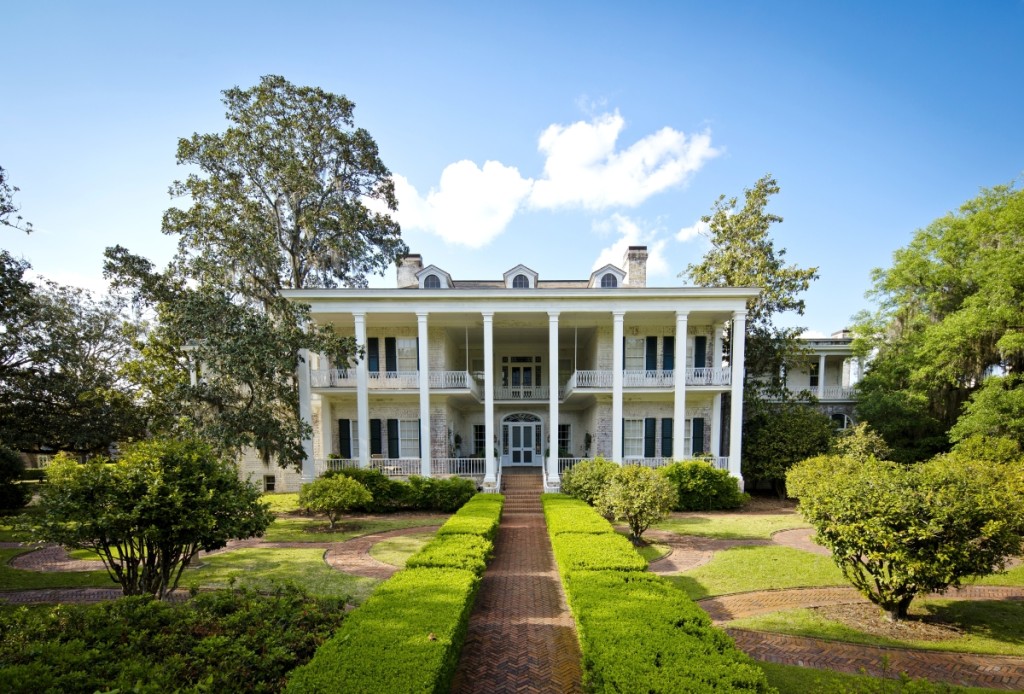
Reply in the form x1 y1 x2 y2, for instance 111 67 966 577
588 264 626 288
416 264 453 288
502 264 538 288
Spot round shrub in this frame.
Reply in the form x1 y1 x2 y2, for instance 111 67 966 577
561 456 617 505
596 465 677 544
0 443 30 512
325 467 407 512
406 475 476 512
299 475 373 529
659 460 748 511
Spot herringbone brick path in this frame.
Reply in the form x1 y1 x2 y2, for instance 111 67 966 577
451 469 583 693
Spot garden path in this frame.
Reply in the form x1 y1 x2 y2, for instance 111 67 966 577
451 469 583 693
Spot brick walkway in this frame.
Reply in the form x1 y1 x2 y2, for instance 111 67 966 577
451 469 583 693
646 529 769 573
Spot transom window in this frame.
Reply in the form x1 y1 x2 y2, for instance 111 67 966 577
423 274 441 288
512 273 529 288
601 273 617 288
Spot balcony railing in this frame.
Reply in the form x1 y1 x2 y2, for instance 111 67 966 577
820 386 856 400
311 369 478 395
432 457 486 481
565 368 731 393
624 456 730 471
687 367 731 386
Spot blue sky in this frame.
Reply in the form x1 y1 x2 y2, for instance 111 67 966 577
3 1 1022 336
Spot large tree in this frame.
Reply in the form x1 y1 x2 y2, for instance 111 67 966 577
162 74 408 311
854 181 1024 460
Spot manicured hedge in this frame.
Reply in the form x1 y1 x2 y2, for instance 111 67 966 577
541 494 774 693
541 494 615 535
286 492 504 693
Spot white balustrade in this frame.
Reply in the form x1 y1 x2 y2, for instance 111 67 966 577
431 457 486 480
493 385 550 400
820 386 856 400
686 367 731 386
367 371 419 389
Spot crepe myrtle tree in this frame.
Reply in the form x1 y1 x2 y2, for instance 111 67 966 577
787 453 1024 621
596 464 677 545
36 439 274 599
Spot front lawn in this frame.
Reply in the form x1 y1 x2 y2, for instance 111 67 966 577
368 532 435 567
262 514 448 542
668 545 846 600
654 513 810 540
0 548 114 591
261 492 302 514
758 661 997 693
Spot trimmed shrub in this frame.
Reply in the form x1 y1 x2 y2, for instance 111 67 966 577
406 475 477 512
0 443 29 512
406 534 493 575
550 532 648 573
542 494 615 535
299 475 373 529
560 456 617 505
659 460 748 512
596 465 676 543
436 494 504 541
326 467 407 512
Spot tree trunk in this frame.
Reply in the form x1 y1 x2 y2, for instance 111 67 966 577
883 594 914 621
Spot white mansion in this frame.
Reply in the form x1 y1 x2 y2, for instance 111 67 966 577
240 248 858 493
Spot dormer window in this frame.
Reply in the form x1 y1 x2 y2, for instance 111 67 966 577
601 273 618 288
503 264 538 288
512 274 529 289
423 274 441 289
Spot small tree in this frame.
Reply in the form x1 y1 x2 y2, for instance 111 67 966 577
596 465 677 545
299 475 372 529
787 453 1024 621
560 456 617 505
743 400 834 496
829 422 891 461
0 443 29 512
36 440 274 598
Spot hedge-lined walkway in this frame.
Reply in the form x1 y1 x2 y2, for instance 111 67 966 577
451 470 583 693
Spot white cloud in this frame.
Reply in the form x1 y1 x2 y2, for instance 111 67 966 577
676 219 709 242
529 111 719 210
25 268 111 296
591 214 671 280
388 162 533 248
800 329 827 339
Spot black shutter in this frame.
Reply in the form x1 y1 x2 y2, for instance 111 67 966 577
367 338 380 373
692 418 705 455
663 336 674 371
387 419 399 458
661 418 673 458
384 337 397 373
645 336 658 371
370 419 383 456
416 338 420 369
644 418 656 457
621 418 625 457
694 336 707 368
622 337 626 368
418 418 422 457
338 419 351 458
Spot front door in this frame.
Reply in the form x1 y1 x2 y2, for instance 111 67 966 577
509 422 535 465
509 365 534 398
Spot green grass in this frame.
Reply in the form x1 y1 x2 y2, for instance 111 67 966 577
654 513 810 540
261 492 301 514
262 514 448 542
635 540 671 563
669 545 847 600
758 661 997 693
0 507 43 543
731 599 1024 658
184 547 379 604
369 532 434 567
967 562 1024 587
0 548 115 590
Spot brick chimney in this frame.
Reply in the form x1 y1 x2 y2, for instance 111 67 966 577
396 254 423 288
623 246 648 287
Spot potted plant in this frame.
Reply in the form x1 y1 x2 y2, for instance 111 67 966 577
453 433 462 458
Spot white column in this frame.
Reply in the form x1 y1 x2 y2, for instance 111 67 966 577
354 313 370 469
612 311 625 464
547 311 560 487
711 394 722 458
728 312 747 489
298 348 315 483
714 323 725 384
672 312 688 460
319 396 333 461
417 313 432 477
483 312 497 487
817 353 826 400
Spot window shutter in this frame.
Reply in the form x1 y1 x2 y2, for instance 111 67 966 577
370 419 383 456
338 419 351 458
663 336 674 371
661 417 673 458
367 338 380 373
694 336 707 368
416 338 420 369
418 418 422 457
692 418 705 455
644 418 656 457
621 418 625 457
645 336 658 371
387 419 399 459
384 337 397 373
622 337 626 369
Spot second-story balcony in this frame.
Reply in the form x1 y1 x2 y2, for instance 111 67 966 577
311 369 480 397
564 368 731 393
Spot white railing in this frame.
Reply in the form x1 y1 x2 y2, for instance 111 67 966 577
368 371 419 389
429 371 471 390
625 457 672 469
310 369 356 388
557 457 583 473
565 368 732 392
712 456 729 470
312 458 360 477
368 458 422 477
494 385 552 400
432 457 486 481
687 367 731 386
820 386 856 400
623 370 674 388
567 370 613 389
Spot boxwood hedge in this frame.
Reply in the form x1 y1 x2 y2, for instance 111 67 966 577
406 534 493 575
541 494 615 535
550 532 648 573
435 494 504 541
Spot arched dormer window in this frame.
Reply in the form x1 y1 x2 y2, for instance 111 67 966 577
512 274 529 288
423 274 441 289
601 273 618 288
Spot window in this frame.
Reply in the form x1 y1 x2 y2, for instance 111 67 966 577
399 420 420 458
512 273 529 288
397 338 418 372
623 419 644 458
474 424 486 456
36 454 54 468
683 420 693 458
809 363 820 388
558 424 571 457
831 413 851 430
423 274 441 288
601 273 617 288
350 421 359 458
264 475 276 492
624 338 645 370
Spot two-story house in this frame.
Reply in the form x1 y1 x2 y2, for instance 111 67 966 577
242 247 758 493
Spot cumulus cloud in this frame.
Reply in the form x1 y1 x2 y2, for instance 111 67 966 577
529 111 719 210
591 214 671 279
676 219 709 242
800 329 828 339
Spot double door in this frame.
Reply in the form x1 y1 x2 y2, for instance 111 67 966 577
508 422 537 465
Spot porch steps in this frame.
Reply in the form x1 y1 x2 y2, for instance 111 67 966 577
499 469 544 515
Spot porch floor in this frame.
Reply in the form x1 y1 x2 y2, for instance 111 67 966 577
451 469 582 692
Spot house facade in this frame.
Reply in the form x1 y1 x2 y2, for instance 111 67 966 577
768 330 861 429
243 247 758 493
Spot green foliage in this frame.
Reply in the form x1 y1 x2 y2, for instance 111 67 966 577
829 421 891 461
787 453 1024 620
35 440 274 598
405 534 493 575
541 494 615 535
405 475 477 512
659 460 748 511
326 467 407 512
946 434 1022 464
559 456 617 504
550 532 648 573
435 494 503 541
742 400 834 496
595 464 677 543
0 443 29 511
0 165 32 232
950 374 1024 448
299 475 373 529
0 586 345 694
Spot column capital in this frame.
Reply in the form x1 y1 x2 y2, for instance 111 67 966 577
352 311 366 320
612 310 626 320
481 311 494 321
732 310 748 320
547 310 561 320
675 310 689 319
416 311 430 319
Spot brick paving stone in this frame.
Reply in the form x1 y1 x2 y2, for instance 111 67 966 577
451 469 583 693
646 529 769 573
770 527 831 556
323 525 441 580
